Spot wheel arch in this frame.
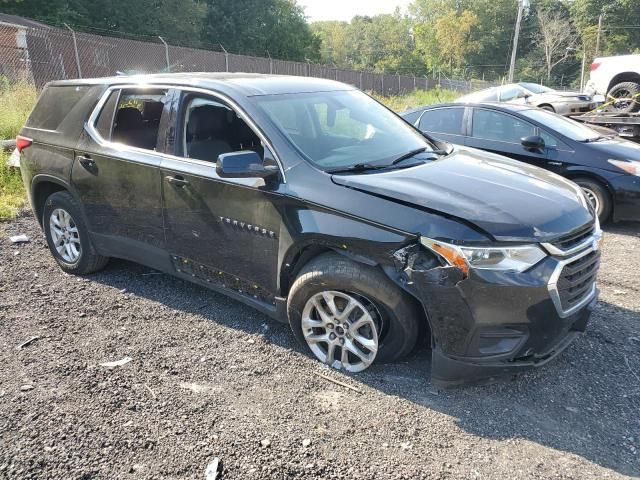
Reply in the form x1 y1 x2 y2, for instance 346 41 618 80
31 175 74 227
564 170 614 217
607 72 640 93
537 103 555 111
280 241 433 345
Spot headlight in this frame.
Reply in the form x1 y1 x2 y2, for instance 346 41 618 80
608 159 640 176
421 238 547 275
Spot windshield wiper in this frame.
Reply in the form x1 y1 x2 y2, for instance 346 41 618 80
391 148 448 165
327 163 388 174
583 135 612 143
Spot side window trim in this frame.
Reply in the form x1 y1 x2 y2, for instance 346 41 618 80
87 86 170 152
94 88 121 142
86 84 286 183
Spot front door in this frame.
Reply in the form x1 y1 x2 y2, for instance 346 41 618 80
160 91 284 303
72 87 173 263
464 107 548 170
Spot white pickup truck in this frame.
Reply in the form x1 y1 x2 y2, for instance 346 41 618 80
586 54 640 112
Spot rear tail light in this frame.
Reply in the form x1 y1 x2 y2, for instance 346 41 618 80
16 135 32 152
590 62 600 71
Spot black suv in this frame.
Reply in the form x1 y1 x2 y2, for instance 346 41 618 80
18 73 601 385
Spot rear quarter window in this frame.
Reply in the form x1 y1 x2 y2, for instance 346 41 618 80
26 85 91 131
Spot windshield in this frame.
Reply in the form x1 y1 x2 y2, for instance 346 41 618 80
519 83 554 94
521 108 602 141
253 90 434 170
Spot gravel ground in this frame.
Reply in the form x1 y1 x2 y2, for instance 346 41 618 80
1 212 639 479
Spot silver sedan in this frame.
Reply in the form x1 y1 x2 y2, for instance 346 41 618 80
457 82 596 116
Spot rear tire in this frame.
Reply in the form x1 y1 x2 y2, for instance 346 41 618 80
287 253 419 371
607 81 640 113
43 191 109 274
574 178 612 224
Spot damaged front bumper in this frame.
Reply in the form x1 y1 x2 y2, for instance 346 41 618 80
390 241 599 386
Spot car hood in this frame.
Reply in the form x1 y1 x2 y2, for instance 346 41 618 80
331 147 593 242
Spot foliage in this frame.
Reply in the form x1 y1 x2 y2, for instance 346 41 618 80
0 150 25 221
0 80 37 140
1 0 319 61
373 88 459 112
0 81 35 220
536 8 577 81
202 0 320 60
571 0 640 57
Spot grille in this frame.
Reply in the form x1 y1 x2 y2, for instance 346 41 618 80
551 223 595 252
557 250 600 311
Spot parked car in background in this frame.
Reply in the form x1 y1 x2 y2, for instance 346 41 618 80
18 74 600 385
456 83 595 116
587 54 640 112
402 102 640 223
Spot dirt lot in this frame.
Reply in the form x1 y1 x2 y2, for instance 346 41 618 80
1 212 639 479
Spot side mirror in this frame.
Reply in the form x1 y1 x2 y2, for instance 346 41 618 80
216 151 279 178
521 135 545 152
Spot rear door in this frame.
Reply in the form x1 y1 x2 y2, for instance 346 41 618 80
464 107 548 169
417 106 466 145
72 87 174 265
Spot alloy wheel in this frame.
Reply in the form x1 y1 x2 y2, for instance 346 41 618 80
580 187 601 216
49 208 82 263
301 290 380 372
612 88 632 110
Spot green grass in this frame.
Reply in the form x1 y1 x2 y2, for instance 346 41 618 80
0 150 26 221
374 88 458 112
0 81 36 221
0 81 37 140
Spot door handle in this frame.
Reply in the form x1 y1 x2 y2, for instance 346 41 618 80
77 155 95 168
165 175 190 188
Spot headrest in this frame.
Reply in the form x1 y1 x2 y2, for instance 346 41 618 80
188 105 230 138
115 107 143 128
143 101 164 121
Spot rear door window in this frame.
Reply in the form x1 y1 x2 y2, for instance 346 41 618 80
26 85 90 130
472 109 535 144
419 108 464 135
107 89 169 150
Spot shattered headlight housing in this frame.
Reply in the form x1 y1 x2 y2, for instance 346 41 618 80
421 238 547 276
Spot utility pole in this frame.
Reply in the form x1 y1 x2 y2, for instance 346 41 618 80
508 0 525 83
595 13 603 57
580 45 587 91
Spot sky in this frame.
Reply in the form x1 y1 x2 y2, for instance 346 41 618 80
297 0 413 22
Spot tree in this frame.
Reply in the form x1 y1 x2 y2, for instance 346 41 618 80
1 0 207 47
201 0 320 61
536 8 577 81
311 21 351 68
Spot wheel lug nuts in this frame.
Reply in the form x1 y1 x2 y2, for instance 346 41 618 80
329 333 336 340
327 323 334 329
339 338 345 345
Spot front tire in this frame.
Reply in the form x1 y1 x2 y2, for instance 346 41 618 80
287 253 419 372
607 81 640 113
43 191 109 274
574 178 612 223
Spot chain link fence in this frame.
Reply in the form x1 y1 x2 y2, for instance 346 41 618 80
0 20 498 95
